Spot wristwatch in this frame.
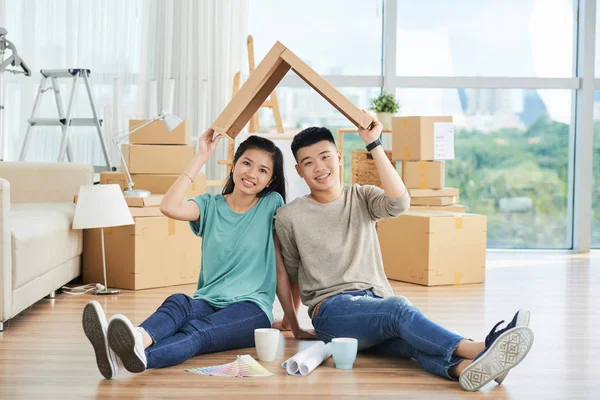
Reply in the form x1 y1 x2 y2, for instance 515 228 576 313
366 138 382 152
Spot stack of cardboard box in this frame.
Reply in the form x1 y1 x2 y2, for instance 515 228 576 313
100 119 206 198
82 119 206 290
393 116 465 213
376 116 487 287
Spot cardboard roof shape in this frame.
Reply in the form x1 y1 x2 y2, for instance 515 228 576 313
211 41 374 139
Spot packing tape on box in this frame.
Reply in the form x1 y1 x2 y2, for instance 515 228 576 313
401 119 408 128
455 216 463 229
168 218 176 235
403 147 410 160
419 177 429 189
453 272 462 285
418 161 429 173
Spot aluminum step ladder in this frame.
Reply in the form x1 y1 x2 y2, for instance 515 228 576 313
19 68 113 171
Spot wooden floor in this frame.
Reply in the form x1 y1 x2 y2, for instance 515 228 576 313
1 251 599 400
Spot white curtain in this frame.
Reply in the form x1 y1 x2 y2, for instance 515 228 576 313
0 0 248 184
0 0 146 166
145 0 249 187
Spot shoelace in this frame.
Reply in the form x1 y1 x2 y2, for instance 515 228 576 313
485 320 506 347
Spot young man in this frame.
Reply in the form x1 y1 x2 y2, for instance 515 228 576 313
274 116 534 391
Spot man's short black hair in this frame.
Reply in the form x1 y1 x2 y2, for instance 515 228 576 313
291 127 336 161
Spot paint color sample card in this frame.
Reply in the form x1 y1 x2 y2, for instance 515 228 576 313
186 355 272 378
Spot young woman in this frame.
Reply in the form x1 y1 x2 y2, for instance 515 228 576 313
82 129 312 379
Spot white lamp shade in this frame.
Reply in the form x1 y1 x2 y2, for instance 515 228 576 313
72 184 134 229
162 113 183 132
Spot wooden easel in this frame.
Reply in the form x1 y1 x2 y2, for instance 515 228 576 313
217 35 284 177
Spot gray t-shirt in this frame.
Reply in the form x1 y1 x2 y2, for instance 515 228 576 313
274 184 410 317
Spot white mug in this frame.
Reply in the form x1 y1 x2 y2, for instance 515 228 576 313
331 338 358 370
254 328 280 362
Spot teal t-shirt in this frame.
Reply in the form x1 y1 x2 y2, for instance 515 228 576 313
188 191 284 323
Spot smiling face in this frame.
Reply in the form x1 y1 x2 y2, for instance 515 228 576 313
231 148 275 197
295 140 342 192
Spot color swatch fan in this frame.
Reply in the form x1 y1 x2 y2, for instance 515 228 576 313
186 355 273 377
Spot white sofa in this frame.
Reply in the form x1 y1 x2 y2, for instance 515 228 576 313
0 162 93 331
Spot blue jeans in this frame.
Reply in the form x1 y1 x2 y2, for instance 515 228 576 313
311 291 465 379
139 293 270 369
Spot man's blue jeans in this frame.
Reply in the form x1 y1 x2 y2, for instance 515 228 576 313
139 293 270 369
311 291 465 379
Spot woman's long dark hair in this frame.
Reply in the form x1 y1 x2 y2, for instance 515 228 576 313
222 135 286 203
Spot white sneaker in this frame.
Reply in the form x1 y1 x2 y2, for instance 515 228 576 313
494 309 531 384
107 314 147 373
82 301 121 379
459 326 534 392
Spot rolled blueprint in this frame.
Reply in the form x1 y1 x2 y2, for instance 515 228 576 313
281 341 333 376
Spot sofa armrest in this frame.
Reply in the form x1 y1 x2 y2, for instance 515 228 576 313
0 178 11 322
0 162 94 204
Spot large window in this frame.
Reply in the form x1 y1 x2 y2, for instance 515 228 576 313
396 0 574 77
395 88 572 249
255 87 380 132
249 0 383 75
246 0 596 250
592 91 600 247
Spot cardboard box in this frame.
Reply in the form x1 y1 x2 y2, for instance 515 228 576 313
378 210 486 286
128 206 163 217
211 41 373 139
411 204 466 213
132 173 206 197
83 216 201 290
74 193 164 217
411 196 459 206
125 194 163 208
129 119 189 145
100 171 129 189
392 116 454 161
100 172 207 198
121 144 194 174
352 149 393 187
402 161 445 189
408 188 459 198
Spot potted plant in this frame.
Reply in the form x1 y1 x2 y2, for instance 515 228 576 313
369 92 400 130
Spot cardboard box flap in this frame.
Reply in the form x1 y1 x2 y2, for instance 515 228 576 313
211 41 373 139
280 48 372 130
211 42 289 139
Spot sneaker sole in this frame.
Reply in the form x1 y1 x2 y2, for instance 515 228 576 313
82 302 117 379
460 326 534 392
494 310 531 385
107 318 146 373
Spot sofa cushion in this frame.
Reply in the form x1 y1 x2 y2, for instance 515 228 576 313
10 203 82 289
